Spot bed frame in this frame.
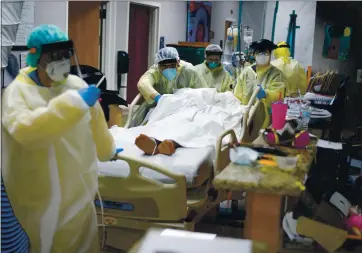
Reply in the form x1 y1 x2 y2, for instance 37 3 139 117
96 87 263 251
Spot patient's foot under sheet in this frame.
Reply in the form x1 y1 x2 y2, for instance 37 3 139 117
157 140 179 156
110 88 244 149
135 134 160 155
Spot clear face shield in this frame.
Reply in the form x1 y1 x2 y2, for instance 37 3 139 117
39 40 83 82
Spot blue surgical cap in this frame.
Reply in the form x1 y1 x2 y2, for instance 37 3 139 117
26 24 69 67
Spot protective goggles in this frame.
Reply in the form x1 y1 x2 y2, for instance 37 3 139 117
255 51 270 56
205 51 223 57
40 40 74 62
158 59 177 69
207 60 220 64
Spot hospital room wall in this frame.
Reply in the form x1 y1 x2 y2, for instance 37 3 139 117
159 1 187 45
312 17 356 78
32 1 316 96
34 1 68 33
263 1 317 69
210 1 266 48
210 1 239 45
30 1 186 97
103 1 187 99
106 1 269 98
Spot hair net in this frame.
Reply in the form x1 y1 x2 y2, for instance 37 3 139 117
205 44 223 57
26 24 69 67
274 41 291 59
154 47 179 64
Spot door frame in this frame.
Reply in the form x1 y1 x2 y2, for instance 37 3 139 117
130 1 160 67
102 1 160 94
100 1 108 73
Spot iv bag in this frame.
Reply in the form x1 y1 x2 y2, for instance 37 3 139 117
224 27 238 56
243 28 253 46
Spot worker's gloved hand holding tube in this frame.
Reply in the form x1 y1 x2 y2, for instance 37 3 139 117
78 85 101 106
256 85 266 99
154 94 162 103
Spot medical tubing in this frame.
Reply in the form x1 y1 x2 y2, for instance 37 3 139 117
96 76 106 88
96 190 106 249
237 1 243 53
150 138 158 155
79 70 106 248
80 171 106 249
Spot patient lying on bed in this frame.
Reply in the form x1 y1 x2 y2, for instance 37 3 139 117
111 88 245 157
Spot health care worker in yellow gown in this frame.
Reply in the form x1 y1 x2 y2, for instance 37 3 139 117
1 25 122 253
194 44 233 92
271 41 307 96
234 39 285 128
132 47 207 126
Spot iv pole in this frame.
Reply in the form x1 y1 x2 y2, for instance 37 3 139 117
286 10 300 58
222 1 253 83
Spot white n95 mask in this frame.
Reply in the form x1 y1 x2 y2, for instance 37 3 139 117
45 59 71 82
255 54 270 65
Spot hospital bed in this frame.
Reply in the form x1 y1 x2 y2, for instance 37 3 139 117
96 88 264 251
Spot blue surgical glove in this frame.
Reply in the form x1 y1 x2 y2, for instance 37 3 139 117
154 94 162 103
256 85 266 99
78 85 101 107
116 148 124 154
113 148 124 159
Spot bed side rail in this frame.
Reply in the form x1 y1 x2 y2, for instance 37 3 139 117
97 153 188 221
214 86 263 173
215 129 238 174
115 153 187 187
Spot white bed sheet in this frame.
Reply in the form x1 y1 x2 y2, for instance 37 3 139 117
98 143 214 186
98 88 243 186
110 88 244 149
